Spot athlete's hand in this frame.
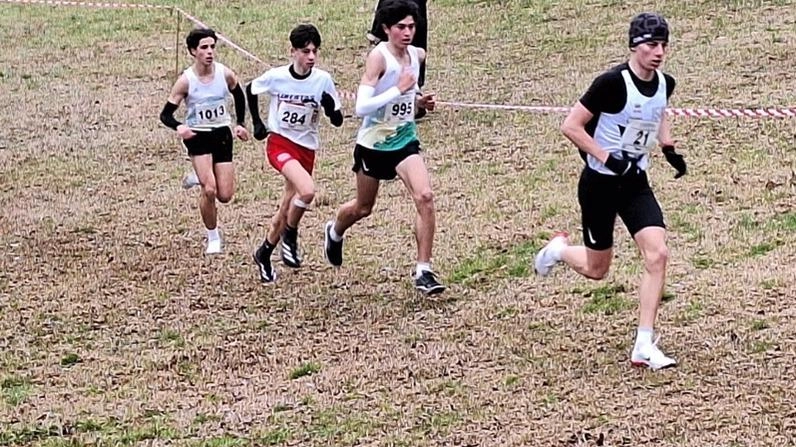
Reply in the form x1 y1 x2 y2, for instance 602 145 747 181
321 91 336 116
604 155 640 176
176 124 196 140
234 124 250 142
417 91 436 111
253 120 269 141
662 145 686 178
397 66 416 94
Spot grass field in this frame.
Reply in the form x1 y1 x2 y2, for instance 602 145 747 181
1 0 795 445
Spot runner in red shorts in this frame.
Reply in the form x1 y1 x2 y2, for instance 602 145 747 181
246 24 344 283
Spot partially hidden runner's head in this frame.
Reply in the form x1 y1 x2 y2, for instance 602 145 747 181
290 24 322 72
377 0 420 48
628 12 670 71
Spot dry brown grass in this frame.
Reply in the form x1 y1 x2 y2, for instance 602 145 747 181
1 0 795 446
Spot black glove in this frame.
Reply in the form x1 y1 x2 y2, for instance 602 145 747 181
320 91 336 117
253 120 269 141
604 156 640 176
662 145 687 179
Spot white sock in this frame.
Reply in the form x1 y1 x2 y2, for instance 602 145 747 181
635 327 654 347
207 227 220 241
329 223 343 242
415 262 431 278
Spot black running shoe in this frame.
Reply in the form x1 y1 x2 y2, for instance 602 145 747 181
324 221 343 267
253 245 276 283
280 226 302 268
414 270 446 295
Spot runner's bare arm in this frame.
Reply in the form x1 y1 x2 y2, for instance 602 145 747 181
561 102 609 163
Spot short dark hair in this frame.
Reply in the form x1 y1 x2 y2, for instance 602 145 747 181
186 28 217 52
289 24 322 49
376 0 420 31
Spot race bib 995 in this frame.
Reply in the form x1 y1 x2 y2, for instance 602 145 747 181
383 93 415 123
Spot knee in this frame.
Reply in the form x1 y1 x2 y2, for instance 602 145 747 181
216 191 233 203
644 245 669 273
295 187 315 207
413 189 434 209
201 183 217 201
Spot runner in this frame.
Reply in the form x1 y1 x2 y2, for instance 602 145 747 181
247 24 343 283
323 0 445 295
159 28 250 254
534 12 687 370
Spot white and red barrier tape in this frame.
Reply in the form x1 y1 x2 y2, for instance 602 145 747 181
666 107 796 118
174 6 268 67
437 101 796 118
0 0 167 8
3 0 795 119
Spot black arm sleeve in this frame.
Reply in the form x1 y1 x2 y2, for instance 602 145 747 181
159 101 181 130
230 83 246 125
246 83 263 124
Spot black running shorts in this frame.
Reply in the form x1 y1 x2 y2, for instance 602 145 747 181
182 126 234 164
352 140 421 181
578 167 665 250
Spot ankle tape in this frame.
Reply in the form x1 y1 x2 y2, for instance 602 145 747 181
292 198 310 209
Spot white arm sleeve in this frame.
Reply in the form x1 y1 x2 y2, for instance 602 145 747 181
249 72 271 95
355 85 402 117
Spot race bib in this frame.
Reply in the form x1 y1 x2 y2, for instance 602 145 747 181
196 103 228 126
620 118 660 155
278 102 313 131
382 93 415 123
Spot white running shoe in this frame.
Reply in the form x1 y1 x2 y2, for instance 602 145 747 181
205 238 222 255
631 336 677 371
534 231 569 276
182 171 200 190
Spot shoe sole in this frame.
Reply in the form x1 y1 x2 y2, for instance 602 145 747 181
323 222 343 267
416 285 446 296
630 360 677 371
